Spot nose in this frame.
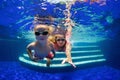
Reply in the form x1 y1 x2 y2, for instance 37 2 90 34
59 41 64 43
39 34 42 36
38 34 43 36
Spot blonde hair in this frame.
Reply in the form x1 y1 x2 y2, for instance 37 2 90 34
33 24 54 35
48 26 66 44
48 33 65 44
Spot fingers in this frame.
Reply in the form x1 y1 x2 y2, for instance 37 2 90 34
32 59 39 62
61 58 76 68
69 62 76 68
61 59 66 64
32 57 39 62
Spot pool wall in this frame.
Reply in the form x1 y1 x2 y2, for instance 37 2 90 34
99 35 120 69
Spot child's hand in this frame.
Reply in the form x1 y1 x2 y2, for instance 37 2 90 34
61 58 76 68
31 57 39 62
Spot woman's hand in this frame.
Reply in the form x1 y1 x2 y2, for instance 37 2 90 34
61 58 76 68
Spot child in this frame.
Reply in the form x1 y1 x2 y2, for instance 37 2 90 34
26 17 55 67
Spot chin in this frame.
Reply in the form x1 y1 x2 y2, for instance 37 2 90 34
37 39 46 42
59 45 64 47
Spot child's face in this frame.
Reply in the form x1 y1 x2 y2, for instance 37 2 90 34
34 24 49 42
56 35 66 47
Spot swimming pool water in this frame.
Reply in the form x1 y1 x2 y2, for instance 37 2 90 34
0 62 120 80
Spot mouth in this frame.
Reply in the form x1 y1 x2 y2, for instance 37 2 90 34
39 38 45 40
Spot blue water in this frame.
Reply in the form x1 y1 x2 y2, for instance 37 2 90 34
0 0 120 80
0 62 120 80
0 0 120 41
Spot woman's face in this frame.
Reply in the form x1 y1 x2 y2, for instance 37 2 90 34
56 35 66 47
34 24 49 42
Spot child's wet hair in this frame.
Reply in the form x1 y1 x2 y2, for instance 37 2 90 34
33 14 55 26
33 14 55 34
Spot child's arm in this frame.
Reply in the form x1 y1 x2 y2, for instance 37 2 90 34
26 46 39 62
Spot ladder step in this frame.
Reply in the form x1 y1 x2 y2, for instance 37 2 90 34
56 50 101 54
55 50 102 57
19 56 106 67
71 41 98 46
71 46 100 51
21 54 105 64
22 54 104 60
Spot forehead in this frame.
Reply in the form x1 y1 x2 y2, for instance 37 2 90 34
56 34 65 39
34 24 49 31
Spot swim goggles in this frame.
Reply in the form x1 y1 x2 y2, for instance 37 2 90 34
35 31 48 36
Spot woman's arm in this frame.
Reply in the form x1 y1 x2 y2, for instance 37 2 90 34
62 30 76 68
62 19 76 68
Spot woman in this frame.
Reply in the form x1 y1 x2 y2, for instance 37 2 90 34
49 21 76 68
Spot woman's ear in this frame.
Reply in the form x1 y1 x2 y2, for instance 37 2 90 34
55 36 57 39
55 36 58 42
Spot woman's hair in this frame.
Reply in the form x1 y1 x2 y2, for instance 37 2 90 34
52 26 67 35
48 30 66 45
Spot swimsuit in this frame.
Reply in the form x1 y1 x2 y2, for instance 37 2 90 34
53 42 66 52
46 51 54 59
34 50 55 60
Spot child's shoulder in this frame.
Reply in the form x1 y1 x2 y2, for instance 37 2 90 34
27 42 36 49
